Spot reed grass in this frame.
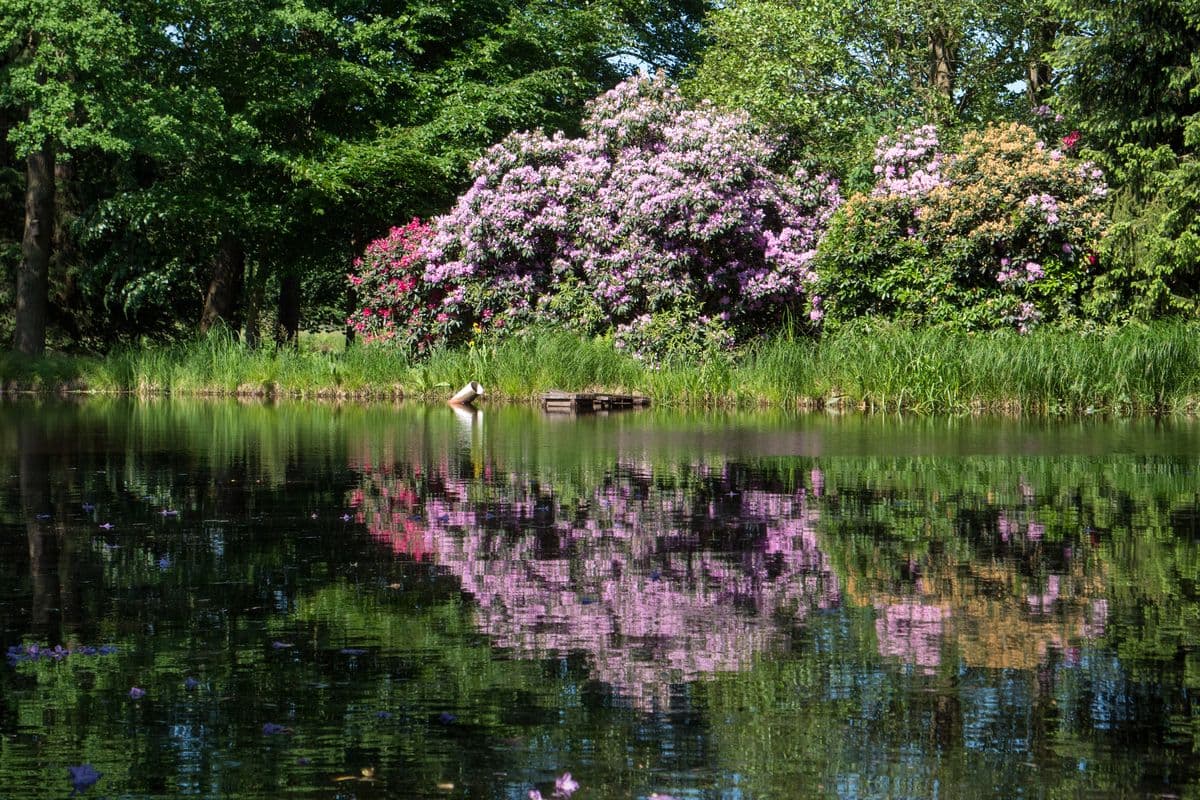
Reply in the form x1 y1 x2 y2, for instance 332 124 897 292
3 321 1199 414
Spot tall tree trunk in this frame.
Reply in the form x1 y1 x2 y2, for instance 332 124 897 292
51 157 83 343
242 261 262 349
19 419 57 635
929 26 955 102
200 233 245 334
1025 20 1058 108
13 143 54 355
277 273 300 348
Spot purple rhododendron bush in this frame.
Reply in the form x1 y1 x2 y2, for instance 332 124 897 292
349 74 842 362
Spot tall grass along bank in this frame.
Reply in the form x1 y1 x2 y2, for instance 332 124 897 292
2 322 1199 415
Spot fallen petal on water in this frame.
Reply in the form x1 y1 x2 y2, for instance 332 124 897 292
555 772 579 796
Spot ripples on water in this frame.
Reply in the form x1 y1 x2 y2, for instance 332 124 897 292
0 400 1197 798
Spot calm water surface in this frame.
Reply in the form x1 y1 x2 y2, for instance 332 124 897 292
1 399 1198 799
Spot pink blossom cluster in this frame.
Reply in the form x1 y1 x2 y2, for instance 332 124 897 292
870 125 946 198
345 219 462 352
422 74 842 357
997 258 1045 284
1024 193 1061 226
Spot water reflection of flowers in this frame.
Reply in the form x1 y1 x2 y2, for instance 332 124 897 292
352 464 840 709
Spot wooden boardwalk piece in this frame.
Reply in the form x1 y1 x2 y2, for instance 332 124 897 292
540 390 650 413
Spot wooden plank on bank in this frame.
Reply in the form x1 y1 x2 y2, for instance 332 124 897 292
540 390 649 413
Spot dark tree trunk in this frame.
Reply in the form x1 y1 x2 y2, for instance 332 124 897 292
51 157 83 343
242 261 262 349
14 143 54 355
277 273 300 348
1025 21 1058 108
929 26 955 103
200 233 245 334
19 420 57 635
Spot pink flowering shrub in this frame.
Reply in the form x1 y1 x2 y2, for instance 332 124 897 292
346 219 469 352
818 122 1108 332
422 74 842 362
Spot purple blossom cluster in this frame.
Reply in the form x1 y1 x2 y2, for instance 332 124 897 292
422 74 841 357
997 259 1045 284
7 642 118 665
1024 193 1061 226
871 125 946 198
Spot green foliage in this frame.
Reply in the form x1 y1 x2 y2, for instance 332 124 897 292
4 320 1200 414
1050 0 1200 319
684 0 1040 184
1084 143 1200 319
6 0 684 347
817 122 1108 331
0 0 138 157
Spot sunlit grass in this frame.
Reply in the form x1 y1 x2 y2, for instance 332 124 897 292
2 321 1199 414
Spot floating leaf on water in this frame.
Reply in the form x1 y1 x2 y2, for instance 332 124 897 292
67 764 102 794
333 767 376 783
436 782 455 791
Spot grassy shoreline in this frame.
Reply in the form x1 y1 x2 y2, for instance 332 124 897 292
3 321 1200 415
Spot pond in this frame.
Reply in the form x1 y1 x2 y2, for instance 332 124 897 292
1 399 1198 798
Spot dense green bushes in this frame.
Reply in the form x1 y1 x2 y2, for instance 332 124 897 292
816 122 1109 331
